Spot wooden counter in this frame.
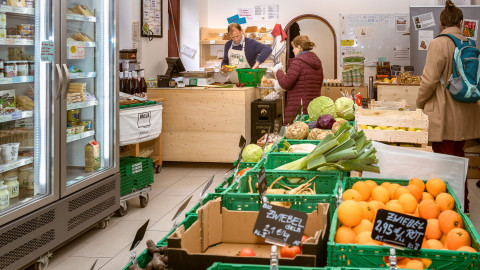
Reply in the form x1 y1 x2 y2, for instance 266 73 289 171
147 87 258 163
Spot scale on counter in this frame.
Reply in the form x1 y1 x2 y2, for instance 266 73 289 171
179 71 215 86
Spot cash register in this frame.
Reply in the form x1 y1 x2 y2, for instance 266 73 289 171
157 57 186 87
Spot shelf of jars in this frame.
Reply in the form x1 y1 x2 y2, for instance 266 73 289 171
0 110 33 123
0 157 34 173
0 76 34 85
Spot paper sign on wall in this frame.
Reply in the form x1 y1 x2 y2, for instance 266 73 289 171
418 30 434 51
41 41 54 62
395 15 408 33
463 19 478 40
227 14 240 24
68 43 85 59
238 8 253 20
412 12 436 30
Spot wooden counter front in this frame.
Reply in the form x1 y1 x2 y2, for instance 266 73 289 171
147 87 258 163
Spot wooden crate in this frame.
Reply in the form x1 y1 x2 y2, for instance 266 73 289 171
376 84 420 110
320 84 369 101
355 109 428 145
370 99 408 111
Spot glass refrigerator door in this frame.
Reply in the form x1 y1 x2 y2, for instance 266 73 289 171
60 0 117 196
0 1 58 224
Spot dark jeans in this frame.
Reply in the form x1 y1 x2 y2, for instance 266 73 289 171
432 140 468 213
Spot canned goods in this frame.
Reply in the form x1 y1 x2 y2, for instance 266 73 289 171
80 120 93 131
16 62 28 76
4 61 16 77
67 109 80 122
67 120 80 127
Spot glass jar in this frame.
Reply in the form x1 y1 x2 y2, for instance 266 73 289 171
28 61 34 76
3 169 19 179
0 185 9 208
67 109 80 122
4 176 19 198
4 61 16 78
16 61 28 76
19 167 31 188
27 170 34 190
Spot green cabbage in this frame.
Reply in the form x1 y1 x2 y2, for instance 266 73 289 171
335 97 355 121
265 143 273 153
307 96 336 121
242 144 263 162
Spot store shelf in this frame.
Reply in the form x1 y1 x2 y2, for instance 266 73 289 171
66 13 97 22
67 99 98 110
67 41 96 48
0 4 34 16
0 38 34 46
0 76 34 85
70 72 96 79
67 130 95 143
0 157 34 173
0 110 33 123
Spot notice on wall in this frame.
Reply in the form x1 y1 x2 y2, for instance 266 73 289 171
393 47 410 60
412 12 436 30
395 15 408 33
463 19 478 41
418 30 434 51
41 41 54 62
180 44 197 59
237 8 253 20
253 4 279 21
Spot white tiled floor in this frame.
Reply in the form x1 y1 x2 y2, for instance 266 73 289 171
44 163 480 270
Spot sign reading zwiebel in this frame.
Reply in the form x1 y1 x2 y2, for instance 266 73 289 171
371 209 427 250
253 202 307 246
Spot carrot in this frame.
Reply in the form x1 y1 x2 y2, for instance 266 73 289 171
248 175 253 193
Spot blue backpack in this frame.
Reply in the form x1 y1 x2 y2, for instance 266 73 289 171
438 34 480 103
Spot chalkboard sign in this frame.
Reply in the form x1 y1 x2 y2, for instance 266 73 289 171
371 209 426 250
253 203 307 246
171 195 192 221
130 219 150 251
257 167 267 198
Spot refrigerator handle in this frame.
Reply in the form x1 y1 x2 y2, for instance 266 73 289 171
62 64 71 97
55 64 64 100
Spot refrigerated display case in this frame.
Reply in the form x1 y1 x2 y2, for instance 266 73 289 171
0 1 119 269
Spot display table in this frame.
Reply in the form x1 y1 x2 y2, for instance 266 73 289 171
147 87 258 163
376 84 420 110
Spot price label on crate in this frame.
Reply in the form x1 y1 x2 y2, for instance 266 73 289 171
200 175 215 198
172 195 193 222
130 219 149 251
253 203 307 246
256 167 267 198
371 209 426 251
209 40 216 44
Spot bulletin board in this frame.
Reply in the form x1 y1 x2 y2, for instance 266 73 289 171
340 14 411 67
141 0 162 38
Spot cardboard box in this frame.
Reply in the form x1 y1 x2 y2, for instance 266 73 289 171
466 155 480 179
167 200 329 270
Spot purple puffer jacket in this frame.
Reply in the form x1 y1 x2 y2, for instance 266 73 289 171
276 51 323 124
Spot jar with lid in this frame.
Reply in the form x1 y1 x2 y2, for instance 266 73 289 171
19 166 32 188
28 61 34 76
3 169 19 179
16 61 28 76
0 185 9 208
27 169 34 190
4 61 16 78
4 176 19 198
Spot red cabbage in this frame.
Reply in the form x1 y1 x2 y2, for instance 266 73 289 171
317 114 336 129
307 121 318 129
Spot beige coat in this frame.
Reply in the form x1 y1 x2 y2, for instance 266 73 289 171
416 27 480 142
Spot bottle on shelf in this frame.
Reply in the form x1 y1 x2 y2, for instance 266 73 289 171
139 69 147 98
119 71 124 93
131 70 138 96
124 71 131 95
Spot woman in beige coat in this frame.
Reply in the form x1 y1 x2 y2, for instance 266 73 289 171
416 0 480 212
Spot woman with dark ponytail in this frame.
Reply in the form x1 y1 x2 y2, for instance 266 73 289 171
416 0 480 213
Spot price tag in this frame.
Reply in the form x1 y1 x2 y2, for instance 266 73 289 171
218 33 224 37
404 66 415 73
371 209 426 251
5 38 14 45
214 68 220 73
199 68 205 71
256 167 267 198
253 203 307 246
130 219 149 251
209 40 216 44
265 40 272 45
172 195 193 221
287 104 303 125
200 175 215 199
267 33 273 38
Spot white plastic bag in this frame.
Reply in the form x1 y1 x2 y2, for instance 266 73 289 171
119 103 163 146
363 142 468 211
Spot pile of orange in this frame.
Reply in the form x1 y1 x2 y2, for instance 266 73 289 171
334 178 477 269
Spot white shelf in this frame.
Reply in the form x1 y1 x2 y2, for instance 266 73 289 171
0 5 34 16
0 110 33 123
70 72 96 79
0 76 34 85
67 130 95 143
0 157 34 173
66 14 97 22
0 38 34 46
67 41 96 48
67 99 98 110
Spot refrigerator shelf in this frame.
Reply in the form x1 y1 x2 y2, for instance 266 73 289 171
0 157 34 173
67 41 96 48
0 76 34 84
70 72 97 79
66 14 97 22
0 110 33 123
67 130 95 143
0 4 34 16
67 99 98 110
0 38 34 46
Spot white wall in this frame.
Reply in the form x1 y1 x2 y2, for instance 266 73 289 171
119 0 169 78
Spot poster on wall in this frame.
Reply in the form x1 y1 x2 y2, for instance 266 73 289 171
253 4 279 21
141 0 162 38
412 12 436 30
237 8 253 20
395 15 408 33
463 19 478 40
418 30 434 51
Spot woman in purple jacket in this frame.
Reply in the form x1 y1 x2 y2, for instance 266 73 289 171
275 35 323 124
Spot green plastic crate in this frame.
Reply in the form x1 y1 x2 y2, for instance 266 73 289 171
119 100 157 109
236 68 267 87
207 262 327 269
215 160 265 193
231 169 340 196
119 156 154 196
264 152 344 177
327 177 480 269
